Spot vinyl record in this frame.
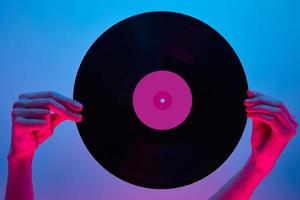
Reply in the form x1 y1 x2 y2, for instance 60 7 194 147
73 11 248 189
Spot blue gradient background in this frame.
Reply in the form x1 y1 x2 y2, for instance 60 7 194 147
1 1 300 199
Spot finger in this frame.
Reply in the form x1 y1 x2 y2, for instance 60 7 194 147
247 112 287 136
247 89 264 98
244 95 298 127
12 108 50 119
19 91 83 112
37 113 52 144
246 104 295 129
14 116 47 131
51 112 82 128
13 98 82 122
244 95 280 107
51 113 64 127
14 116 51 145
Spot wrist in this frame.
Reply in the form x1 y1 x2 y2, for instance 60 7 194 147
246 153 271 178
8 148 35 163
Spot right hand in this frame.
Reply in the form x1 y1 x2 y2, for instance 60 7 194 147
10 91 83 158
245 90 298 174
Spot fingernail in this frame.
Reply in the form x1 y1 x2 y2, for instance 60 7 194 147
77 114 83 122
74 101 83 109
76 101 83 107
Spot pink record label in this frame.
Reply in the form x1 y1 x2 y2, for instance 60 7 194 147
132 70 192 130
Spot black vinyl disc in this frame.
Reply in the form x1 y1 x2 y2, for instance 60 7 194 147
73 11 248 189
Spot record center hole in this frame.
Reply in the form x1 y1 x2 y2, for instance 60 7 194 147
160 98 166 104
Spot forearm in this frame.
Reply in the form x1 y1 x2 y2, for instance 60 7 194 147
6 152 35 200
210 154 268 200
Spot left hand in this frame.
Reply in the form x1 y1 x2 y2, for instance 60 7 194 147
10 91 83 158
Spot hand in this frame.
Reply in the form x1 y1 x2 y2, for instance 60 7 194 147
210 90 298 200
9 91 83 158
245 90 298 175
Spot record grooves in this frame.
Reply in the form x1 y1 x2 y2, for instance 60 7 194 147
73 11 248 189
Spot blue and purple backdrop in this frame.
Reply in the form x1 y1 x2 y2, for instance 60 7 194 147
1 1 300 199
